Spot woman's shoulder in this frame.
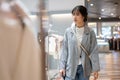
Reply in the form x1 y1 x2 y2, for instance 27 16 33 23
86 26 96 36
86 26 94 33
65 27 72 33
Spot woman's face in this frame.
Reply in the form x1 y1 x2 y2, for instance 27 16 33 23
72 10 84 25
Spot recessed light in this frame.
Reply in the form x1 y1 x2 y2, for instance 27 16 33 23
90 4 94 6
101 9 104 12
87 0 90 2
111 13 114 16
99 17 101 20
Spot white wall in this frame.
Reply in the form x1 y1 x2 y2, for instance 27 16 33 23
48 0 85 11
49 13 73 35
48 0 85 35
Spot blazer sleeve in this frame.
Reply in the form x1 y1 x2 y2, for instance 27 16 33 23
59 30 68 70
89 30 100 72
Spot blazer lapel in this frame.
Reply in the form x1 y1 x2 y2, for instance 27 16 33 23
81 25 90 48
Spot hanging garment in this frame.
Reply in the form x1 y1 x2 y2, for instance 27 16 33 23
12 17 41 80
0 6 23 80
0 1 41 80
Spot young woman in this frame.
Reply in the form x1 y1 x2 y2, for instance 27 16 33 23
59 5 100 80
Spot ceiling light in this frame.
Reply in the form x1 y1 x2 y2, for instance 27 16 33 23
90 4 94 6
101 9 104 12
110 13 114 16
99 17 101 20
87 0 90 2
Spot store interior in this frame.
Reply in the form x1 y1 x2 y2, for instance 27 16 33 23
0 0 120 80
20 0 120 79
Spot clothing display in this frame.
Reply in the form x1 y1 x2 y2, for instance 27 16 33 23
12 17 41 80
0 2 41 80
0 12 23 80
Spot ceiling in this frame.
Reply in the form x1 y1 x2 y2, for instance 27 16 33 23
86 0 120 21
47 0 120 22
21 0 120 22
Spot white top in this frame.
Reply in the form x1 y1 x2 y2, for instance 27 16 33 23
75 26 84 65
76 26 84 42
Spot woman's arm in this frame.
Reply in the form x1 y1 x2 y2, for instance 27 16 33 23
90 30 100 79
59 30 68 76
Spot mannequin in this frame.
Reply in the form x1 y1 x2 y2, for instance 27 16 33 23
0 0 41 80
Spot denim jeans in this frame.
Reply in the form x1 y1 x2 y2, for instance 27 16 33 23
65 65 89 80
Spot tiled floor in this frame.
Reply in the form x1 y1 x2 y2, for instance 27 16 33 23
93 51 120 80
48 51 120 80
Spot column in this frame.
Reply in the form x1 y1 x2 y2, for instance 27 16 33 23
97 22 102 36
39 0 47 80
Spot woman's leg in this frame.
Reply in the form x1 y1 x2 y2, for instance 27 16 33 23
75 65 89 80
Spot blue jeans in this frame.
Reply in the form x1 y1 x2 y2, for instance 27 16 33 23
65 65 89 80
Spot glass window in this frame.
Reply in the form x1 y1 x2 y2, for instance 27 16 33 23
102 26 111 38
102 22 120 38
88 22 97 35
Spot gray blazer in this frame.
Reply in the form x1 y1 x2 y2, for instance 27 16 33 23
59 23 100 79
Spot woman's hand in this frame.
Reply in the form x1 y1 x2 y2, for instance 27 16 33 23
59 69 65 77
93 71 99 80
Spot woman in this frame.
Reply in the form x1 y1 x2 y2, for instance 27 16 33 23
59 5 100 80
